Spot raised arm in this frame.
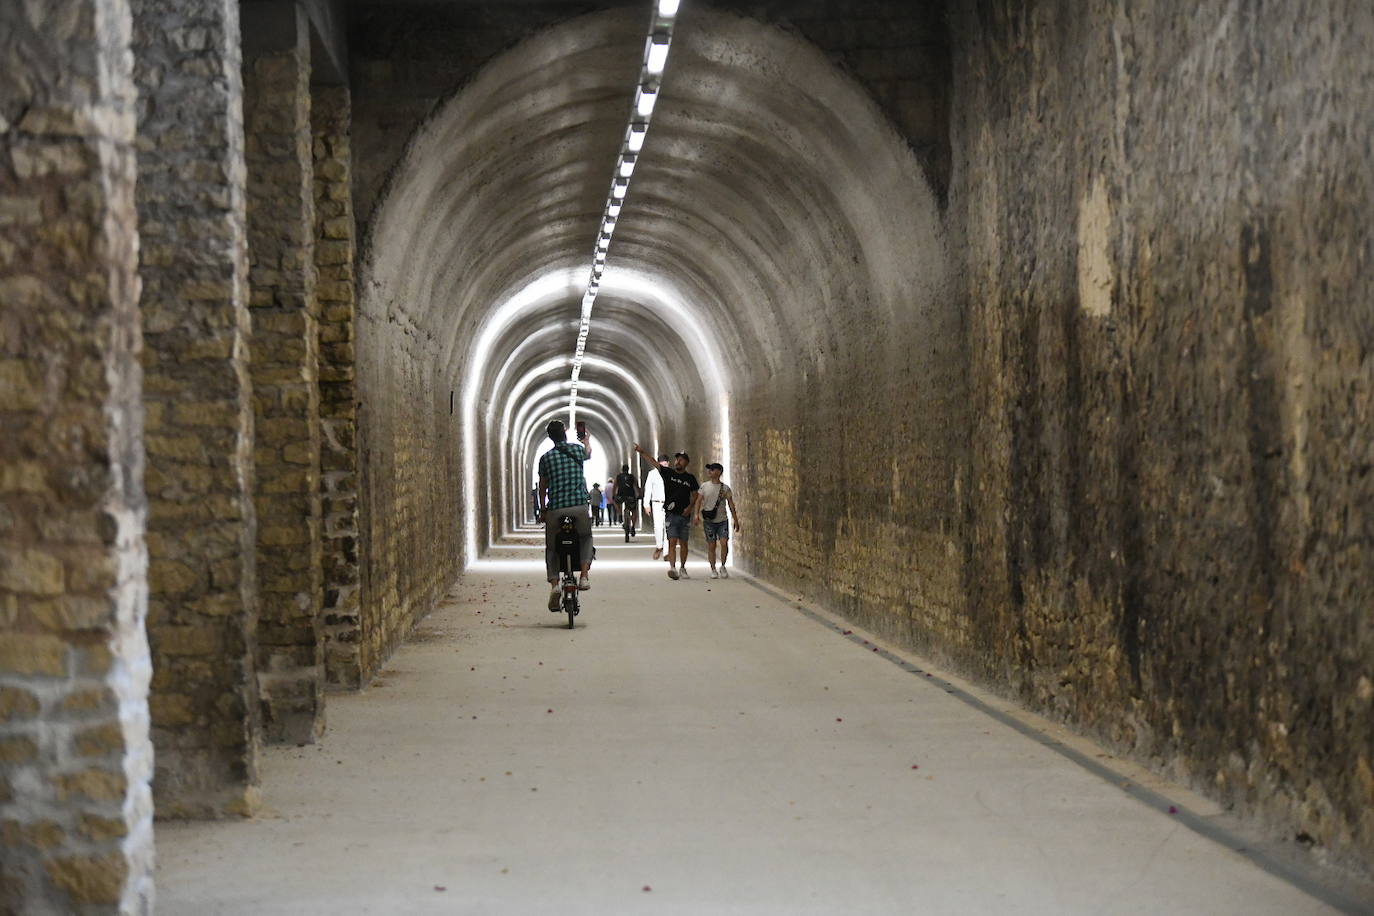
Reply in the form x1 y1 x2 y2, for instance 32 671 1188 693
633 443 659 467
578 426 592 460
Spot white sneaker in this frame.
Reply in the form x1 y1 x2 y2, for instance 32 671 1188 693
578 575 590 591
679 568 691 580
720 568 729 579
667 567 679 580
709 568 719 579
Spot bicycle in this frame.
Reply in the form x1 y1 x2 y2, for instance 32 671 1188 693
553 515 582 628
621 498 638 542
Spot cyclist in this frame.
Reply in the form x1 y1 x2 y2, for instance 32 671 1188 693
613 464 640 539
537 420 593 610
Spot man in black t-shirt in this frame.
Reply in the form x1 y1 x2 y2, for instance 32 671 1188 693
633 443 700 579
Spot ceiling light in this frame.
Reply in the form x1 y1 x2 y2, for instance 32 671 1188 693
636 86 658 117
608 201 622 217
612 179 628 199
658 0 680 17
619 155 636 178
627 123 647 152
646 35 671 75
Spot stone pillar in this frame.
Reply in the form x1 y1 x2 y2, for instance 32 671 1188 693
242 3 323 743
0 0 155 912
312 87 363 689
131 0 261 818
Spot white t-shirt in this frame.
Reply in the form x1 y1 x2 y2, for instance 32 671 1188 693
698 481 731 520
643 466 666 503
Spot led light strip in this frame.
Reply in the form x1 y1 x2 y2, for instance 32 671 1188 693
568 0 680 423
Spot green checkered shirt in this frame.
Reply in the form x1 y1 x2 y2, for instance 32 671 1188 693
539 443 588 510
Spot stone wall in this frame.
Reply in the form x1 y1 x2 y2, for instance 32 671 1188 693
132 0 261 819
354 313 461 683
947 0 1374 869
312 86 363 689
0 0 156 910
243 5 324 744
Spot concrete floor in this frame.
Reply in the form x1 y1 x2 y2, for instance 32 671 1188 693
157 532 1339 915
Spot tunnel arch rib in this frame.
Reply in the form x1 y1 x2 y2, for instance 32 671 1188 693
356 5 949 591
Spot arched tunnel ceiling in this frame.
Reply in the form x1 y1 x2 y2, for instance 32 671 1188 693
359 4 948 548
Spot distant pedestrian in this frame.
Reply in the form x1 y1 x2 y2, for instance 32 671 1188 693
605 478 620 525
634 444 699 579
590 483 604 526
642 453 669 559
697 462 740 578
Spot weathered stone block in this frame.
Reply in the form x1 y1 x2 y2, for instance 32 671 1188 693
0 633 68 676
0 686 40 722
0 549 66 596
45 852 128 905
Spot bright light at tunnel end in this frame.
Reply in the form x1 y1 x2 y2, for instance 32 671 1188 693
568 0 679 422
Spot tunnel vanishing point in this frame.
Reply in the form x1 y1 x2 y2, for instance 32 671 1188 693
2 0 1373 910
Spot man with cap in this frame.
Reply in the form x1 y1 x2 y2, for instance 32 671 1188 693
634 443 699 579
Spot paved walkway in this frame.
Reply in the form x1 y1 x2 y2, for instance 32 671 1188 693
157 531 1342 914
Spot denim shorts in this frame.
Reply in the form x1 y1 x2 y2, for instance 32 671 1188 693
665 512 691 541
703 519 729 542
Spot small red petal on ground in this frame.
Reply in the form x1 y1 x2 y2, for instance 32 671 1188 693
434 886 447 892
1168 806 1178 814
547 709 553 713
911 765 919 770
642 886 652 892
872 647 879 652
836 718 843 722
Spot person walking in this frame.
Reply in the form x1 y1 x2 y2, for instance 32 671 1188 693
537 420 593 609
590 483 604 526
606 478 620 526
613 463 639 538
642 453 669 559
697 462 740 578
634 443 699 579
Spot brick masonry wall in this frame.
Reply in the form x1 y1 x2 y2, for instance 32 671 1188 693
131 0 262 819
355 314 461 683
0 0 156 911
312 86 363 689
243 11 325 745
948 0 1374 869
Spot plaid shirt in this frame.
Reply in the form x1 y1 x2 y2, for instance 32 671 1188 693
539 442 588 510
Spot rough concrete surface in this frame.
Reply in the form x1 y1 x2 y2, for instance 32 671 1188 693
155 533 1342 914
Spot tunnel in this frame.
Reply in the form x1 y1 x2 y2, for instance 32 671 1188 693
2 0 1373 912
